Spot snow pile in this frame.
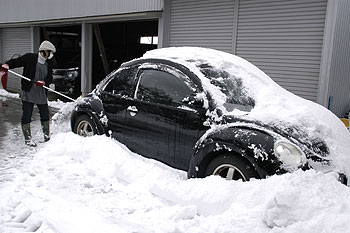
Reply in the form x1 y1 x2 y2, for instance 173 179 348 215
0 89 20 99
144 47 350 175
1 131 350 232
50 100 77 133
48 98 73 109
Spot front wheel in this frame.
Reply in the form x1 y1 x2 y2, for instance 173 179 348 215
205 154 258 181
74 115 97 137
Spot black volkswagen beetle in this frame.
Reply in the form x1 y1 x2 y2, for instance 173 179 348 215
71 47 350 184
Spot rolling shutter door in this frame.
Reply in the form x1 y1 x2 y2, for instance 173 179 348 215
1 27 31 92
169 0 235 53
236 0 327 101
327 0 350 116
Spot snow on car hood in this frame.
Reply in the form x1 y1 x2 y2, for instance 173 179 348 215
143 47 350 175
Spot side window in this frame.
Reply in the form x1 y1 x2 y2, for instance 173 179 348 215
136 69 193 107
103 66 138 96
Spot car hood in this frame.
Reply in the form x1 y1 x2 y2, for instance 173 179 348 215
143 47 350 175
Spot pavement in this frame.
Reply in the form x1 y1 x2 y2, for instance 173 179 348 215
0 97 24 151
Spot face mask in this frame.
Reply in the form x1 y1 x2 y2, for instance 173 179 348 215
48 53 54 59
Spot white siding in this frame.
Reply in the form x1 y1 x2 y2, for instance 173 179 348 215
236 0 328 101
169 0 235 53
0 0 163 24
1 27 32 92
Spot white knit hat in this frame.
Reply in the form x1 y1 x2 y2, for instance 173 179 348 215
39 40 56 53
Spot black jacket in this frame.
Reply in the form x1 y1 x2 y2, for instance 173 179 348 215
5 53 53 92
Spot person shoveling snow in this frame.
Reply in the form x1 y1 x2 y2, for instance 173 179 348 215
0 40 75 147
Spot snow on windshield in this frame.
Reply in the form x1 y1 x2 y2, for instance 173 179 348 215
187 59 255 109
144 47 350 175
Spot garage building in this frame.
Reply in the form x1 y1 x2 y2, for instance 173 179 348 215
0 0 349 117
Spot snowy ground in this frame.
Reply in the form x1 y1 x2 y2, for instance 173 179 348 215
1 94 350 233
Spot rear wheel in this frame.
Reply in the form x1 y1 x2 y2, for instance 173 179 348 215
205 154 258 181
74 115 97 137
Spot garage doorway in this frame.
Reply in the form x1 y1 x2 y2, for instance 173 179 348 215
92 20 158 87
41 25 82 99
40 20 158 98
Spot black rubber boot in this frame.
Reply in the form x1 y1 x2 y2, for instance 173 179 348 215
22 123 37 147
41 121 50 142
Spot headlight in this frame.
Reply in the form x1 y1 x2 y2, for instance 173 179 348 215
274 141 304 170
66 71 78 79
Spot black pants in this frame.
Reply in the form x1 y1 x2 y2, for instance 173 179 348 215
21 101 50 124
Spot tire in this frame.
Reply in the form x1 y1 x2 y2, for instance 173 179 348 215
73 115 97 137
205 154 258 181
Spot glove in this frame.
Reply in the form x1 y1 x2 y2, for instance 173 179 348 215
1 64 9 72
1 64 9 90
36 80 46 87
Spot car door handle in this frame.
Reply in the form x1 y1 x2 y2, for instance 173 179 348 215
127 106 138 117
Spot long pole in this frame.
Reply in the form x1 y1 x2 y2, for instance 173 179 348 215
8 70 75 102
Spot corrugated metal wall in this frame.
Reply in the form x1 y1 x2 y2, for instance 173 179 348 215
0 0 163 24
169 0 235 53
168 0 328 102
235 0 328 102
327 0 350 116
1 27 32 92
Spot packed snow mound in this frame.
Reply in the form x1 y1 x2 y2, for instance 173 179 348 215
143 47 350 175
0 89 20 99
1 131 350 233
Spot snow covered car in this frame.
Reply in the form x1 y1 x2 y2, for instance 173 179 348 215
71 47 350 184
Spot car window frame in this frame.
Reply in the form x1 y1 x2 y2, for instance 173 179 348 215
134 64 200 109
100 66 139 97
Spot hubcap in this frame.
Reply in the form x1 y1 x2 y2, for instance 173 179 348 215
212 164 247 181
76 120 94 137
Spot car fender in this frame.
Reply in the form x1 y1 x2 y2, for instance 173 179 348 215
188 126 284 178
71 97 106 135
